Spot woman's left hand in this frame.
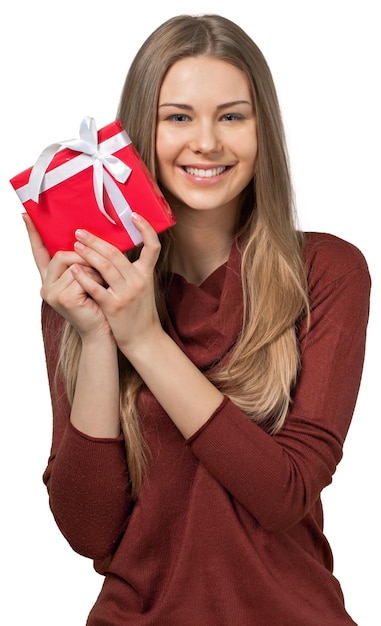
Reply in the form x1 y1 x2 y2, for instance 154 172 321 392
70 213 162 354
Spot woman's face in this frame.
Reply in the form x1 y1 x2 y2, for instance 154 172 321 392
156 57 258 218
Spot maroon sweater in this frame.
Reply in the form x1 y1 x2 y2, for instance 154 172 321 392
41 232 370 625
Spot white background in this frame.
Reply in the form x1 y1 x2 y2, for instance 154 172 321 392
1 1 379 624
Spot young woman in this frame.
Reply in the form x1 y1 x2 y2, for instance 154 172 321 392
24 14 370 625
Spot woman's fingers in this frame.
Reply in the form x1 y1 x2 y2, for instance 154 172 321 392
73 213 161 279
129 213 161 272
22 214 112 337
22 213 51 281
68 216 162 350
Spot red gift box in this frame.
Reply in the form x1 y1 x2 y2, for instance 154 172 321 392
10 117 176 256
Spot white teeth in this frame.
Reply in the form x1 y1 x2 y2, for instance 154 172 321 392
184 166 226 178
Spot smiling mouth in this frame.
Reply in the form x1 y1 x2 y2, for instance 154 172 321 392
183 166 228 178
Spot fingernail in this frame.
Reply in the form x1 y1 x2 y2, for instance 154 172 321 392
75 229 88 240
74 241 85 251
131 212 141 221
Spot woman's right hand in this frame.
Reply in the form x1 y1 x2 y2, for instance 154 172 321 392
23 213 112 340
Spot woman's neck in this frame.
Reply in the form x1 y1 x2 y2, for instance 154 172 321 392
169 210 237 285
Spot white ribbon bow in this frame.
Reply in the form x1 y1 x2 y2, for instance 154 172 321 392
28 116 132 224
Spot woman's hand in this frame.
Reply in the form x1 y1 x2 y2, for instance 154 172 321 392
70 213 162 355
23 213 111 339
67 212 224 441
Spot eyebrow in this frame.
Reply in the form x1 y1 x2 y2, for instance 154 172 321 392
158 100 252 110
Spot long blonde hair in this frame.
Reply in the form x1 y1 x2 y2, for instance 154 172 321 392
59 15 309 497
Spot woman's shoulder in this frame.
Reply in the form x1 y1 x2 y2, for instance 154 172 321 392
303 231 370 284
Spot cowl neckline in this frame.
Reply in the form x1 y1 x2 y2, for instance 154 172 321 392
164 241 243 371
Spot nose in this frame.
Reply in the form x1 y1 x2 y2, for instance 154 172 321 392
189 121 222 154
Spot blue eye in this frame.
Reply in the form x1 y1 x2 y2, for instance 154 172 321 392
221 113 244 122
168 114 191 122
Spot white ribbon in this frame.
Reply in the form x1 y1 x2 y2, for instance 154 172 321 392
27 116 133 226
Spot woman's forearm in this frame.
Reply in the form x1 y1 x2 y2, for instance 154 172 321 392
70 333 121 438
124 327 224 439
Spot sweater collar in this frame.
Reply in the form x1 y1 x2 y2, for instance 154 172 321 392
164 241 243 370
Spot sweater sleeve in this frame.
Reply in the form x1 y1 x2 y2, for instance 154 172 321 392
41 303 132 560
187 234 371 532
